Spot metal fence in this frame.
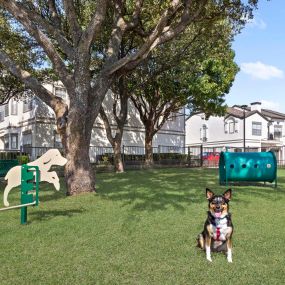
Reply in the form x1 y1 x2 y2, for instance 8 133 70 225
1 145 285 169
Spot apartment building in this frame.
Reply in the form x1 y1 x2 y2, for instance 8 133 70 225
0 82 185 157
186 102 285 161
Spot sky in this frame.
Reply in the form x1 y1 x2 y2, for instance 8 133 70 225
227 0 285 113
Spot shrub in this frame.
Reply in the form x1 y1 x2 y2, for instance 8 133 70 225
17 155 29 164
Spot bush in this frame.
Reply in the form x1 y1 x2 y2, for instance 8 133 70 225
0 151 21 160
17 155 29 164
153 153 188 161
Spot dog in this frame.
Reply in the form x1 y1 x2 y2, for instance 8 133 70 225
197 188 233 263
3 149 67 207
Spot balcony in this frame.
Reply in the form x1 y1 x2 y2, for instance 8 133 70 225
268 132 282 141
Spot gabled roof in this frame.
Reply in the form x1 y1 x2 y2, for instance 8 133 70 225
261 109 285 120
187 104 285 121
226 107 270 121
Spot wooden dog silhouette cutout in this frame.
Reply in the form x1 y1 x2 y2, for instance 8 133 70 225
3 149 67 207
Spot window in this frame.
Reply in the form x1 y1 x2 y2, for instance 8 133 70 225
23 98 33 112
4 135 9 149
225 118 238 134
0 106 4 122
55 87 66 100
252 122 262 136
229 121 235 134
274 125 282 139
22 132 32 146
224 122 228 133
11 100 18 115
11 134 18 149
4 103 9 117
201 124 208 142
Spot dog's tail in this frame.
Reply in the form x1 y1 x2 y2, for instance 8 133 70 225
196 233 205 249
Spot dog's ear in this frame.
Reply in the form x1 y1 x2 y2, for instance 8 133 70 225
206 188 214 200
223 189 232 201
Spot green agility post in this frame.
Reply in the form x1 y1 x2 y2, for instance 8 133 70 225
20 165 40 225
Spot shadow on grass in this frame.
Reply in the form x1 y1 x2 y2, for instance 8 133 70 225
97 168 285 213
97 168 230 212
29 208 85 222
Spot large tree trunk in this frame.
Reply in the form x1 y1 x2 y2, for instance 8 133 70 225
113 141 124 173
145 134 154 166
64 107 95 195
65 140 95 196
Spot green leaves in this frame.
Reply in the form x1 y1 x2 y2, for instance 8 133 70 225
0 10 43 103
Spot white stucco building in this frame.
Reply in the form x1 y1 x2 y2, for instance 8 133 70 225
186 102 285 161
0 82 185 156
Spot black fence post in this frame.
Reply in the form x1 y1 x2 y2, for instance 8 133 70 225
187 146 191 167
122 145 125 167
200 144 203 167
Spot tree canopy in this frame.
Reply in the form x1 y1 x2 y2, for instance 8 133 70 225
0 0 259 194
127 17 239 164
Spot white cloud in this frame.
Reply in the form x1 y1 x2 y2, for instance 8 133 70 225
242 14 267 30
247 17 267 30
261 100 281 111
240 61 284 80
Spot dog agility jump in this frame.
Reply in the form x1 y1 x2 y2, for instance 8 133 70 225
0 149 67 224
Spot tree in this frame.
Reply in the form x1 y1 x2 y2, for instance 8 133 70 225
99 75 128 173
129 22 239 165
0 10 40 104
0 1 258 195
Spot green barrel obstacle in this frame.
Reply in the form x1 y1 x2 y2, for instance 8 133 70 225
219 151 277 187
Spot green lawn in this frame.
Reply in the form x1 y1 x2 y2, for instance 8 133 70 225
0 168 285 285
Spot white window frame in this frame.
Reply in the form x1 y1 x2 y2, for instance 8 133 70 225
11 100 18 115
274 125 282 139
252 121 262 136
4 103 9 117
201 124 208 142
11 133 18 149
23 98 33 112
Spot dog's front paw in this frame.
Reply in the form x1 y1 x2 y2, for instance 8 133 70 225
206 256 212 262
227 249 233 263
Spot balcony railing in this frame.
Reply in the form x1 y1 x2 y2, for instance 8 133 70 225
268 133 282 141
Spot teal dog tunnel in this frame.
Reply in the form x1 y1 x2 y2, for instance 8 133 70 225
219 151 277 187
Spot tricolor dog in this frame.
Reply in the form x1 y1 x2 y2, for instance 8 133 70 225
197 188 233 263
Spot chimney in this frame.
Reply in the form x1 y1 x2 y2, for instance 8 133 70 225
250 102 261 112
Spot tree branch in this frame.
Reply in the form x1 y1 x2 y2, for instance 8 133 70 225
104 2 129 66
0 0 74 91
62 0 82 44
102 0 190 75
47 0 62 28
0 51 68 128
99 106 115 146
80 0 108 52
155 0 208 46
15 1 74 60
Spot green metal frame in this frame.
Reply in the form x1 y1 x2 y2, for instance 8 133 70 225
20 165 40 225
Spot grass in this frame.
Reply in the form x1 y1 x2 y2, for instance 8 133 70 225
0 168 285 285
